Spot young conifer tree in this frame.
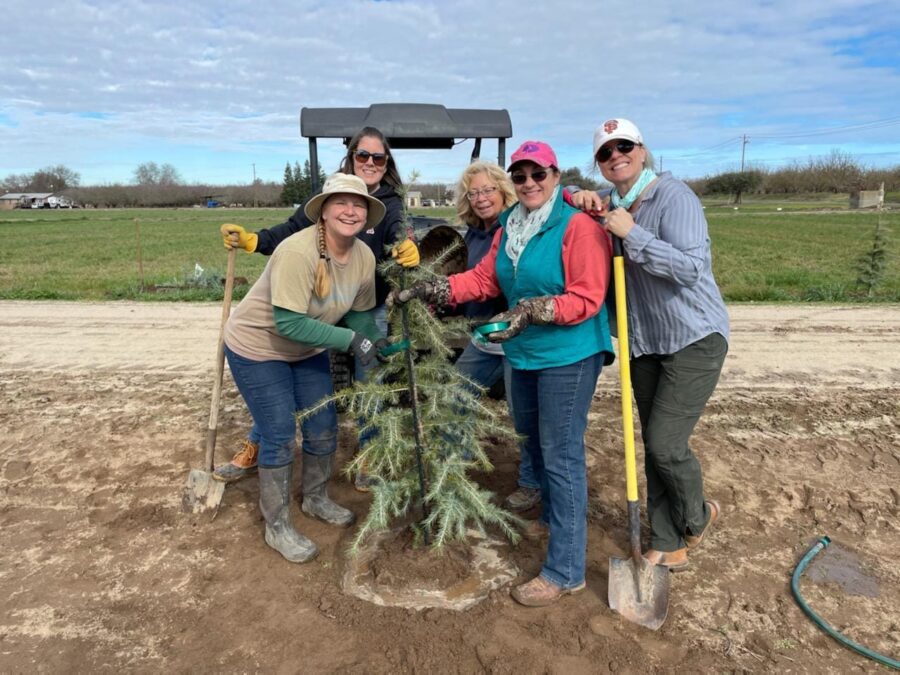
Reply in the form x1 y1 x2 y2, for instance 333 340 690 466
301 237 522 552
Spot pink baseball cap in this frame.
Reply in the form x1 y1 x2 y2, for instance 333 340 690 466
507 140 558 171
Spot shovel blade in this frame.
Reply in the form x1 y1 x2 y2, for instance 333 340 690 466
181 469 226 515
608 555 670 630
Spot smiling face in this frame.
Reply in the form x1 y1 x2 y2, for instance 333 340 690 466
511 161 560 212
321 193 369 242
466 171 505 225
352 135 388 190
597 140 647 193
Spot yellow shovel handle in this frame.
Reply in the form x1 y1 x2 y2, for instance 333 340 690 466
613 244 639 503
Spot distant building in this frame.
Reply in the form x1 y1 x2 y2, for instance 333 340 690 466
406 191 422 208
0 192 75 209
0 192 55 209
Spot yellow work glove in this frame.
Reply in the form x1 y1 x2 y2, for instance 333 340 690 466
391 239 420 268
220 223 258 253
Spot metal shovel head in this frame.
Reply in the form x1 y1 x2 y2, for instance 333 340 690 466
181 469 225 515
608 554 670 630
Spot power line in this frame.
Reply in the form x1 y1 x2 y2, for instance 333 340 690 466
751 116 900 140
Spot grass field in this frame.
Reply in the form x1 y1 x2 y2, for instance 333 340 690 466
1 201 897 302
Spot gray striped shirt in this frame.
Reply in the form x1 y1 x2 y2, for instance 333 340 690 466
601 172 730 358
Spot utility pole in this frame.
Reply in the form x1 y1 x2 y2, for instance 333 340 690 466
252 163 257 207
740 135 749 172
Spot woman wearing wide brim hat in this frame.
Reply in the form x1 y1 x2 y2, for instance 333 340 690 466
223 172 390 563
570 118 729 571
215 127 419 488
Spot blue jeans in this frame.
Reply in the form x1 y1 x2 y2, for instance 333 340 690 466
509 353 603 589
225 346 336 468
454 342 538 490
354 305 389 448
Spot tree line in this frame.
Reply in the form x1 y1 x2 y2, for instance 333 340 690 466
5 154 898 208
687 151 900 202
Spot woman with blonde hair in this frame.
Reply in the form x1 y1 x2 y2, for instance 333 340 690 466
223 173 389 563
451 161 541 513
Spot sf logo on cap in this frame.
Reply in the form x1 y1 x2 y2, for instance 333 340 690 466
604 120 618 133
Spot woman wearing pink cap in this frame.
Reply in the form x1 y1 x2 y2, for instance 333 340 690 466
391 141 615 606
570 118 730 571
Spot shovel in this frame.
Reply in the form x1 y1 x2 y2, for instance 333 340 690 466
606 234 670 630
182 246 237 515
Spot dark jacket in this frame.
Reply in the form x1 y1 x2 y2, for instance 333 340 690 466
254 183 406 306
461 221 507 320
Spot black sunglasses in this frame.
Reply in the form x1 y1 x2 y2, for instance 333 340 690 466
596 140 640 163
510 169 550 185
354 150 388 167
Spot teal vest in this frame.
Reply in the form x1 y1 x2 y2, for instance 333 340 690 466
497 191 614 370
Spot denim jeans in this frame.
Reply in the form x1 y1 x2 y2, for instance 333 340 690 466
225 346 337 468
455 342 538 490
354 305 389 448
509 352 603 589
631 332 727 551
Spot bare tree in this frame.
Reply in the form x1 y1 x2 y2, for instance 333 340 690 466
133 162 183 186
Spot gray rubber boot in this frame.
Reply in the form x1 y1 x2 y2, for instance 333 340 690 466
300 453 356 527
258 465 318 563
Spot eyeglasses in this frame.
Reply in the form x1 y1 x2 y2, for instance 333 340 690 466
466 186 499 201
510 169 550 185
354 150 388 167
595 140 640 163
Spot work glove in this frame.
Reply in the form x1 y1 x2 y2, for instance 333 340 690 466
484 296 556 343
349 333 389 367
386 276 451 309
220 223 258 253
391 239 420 268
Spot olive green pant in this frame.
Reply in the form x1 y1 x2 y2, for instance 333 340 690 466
631 332 727 551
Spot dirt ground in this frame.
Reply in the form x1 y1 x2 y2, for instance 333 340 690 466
1 301 898 673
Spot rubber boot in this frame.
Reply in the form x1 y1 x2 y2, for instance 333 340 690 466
258 465 318 563
300 453 356 527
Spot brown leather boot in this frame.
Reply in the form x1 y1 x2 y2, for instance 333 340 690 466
213 439 259 483
644 548 689 572
685 500 720 550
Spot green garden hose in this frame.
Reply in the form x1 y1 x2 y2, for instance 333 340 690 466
791 536 899 670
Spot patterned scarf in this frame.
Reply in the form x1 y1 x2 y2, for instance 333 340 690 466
610 168 657 210
505 185 560 270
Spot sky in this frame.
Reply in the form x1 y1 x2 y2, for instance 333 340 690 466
2 0 900 188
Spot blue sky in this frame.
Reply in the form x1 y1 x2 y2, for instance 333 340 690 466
2 0 899 187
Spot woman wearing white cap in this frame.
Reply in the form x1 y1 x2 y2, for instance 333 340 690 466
223 173 389 563
570 118 729 571
391 140 615 606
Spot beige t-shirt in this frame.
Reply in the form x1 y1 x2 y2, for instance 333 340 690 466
224 227 376 362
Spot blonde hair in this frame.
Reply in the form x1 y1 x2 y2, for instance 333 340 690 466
454 161 517 227
314 220 331 299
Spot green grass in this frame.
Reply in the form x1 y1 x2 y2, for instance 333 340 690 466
0 201 897 302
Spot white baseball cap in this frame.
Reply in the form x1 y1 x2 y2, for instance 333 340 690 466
592 118 644 157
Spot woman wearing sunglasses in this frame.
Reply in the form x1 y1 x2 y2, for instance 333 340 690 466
569 118 729 571
215 127 419 489
223 173 388 563
391 141 614 606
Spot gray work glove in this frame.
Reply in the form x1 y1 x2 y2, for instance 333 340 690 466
349 333 389 367
386 276 451 309
484 296 556 343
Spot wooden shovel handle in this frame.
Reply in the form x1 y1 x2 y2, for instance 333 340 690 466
204 247 237 472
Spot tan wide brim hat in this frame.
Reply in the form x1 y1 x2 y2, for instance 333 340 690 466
304 173 386 230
